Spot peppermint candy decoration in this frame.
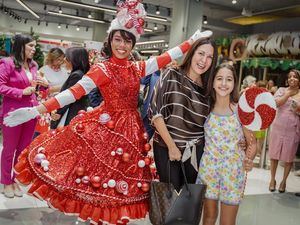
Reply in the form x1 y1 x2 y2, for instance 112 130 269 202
116 180 129 195
238 87 276 131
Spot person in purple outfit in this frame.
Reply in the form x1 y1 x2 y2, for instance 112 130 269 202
0 34 38 198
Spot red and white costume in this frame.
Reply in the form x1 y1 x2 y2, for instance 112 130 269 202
15 41 192 225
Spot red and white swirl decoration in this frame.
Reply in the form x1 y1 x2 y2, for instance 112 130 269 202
238 87 277 131
116 180 129 195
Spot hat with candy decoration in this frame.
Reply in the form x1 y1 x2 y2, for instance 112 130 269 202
238 87 277 131
107 0 146 40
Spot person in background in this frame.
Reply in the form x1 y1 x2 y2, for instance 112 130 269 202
267 79 278 95
38 47 69 95
240 75 256 94
268 69 300 193
0 34 38 198
50 47 90 129
197 63 256 225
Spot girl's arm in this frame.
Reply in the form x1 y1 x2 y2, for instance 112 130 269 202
242 127 257 172
275 87 297 107
138 30 212 77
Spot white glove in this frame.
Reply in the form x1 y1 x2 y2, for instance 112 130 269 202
189 30 213 43
3 107 40 127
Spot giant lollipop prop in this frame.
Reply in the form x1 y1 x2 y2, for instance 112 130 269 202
238 87 277 131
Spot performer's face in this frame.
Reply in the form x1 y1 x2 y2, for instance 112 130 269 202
189 44 214 77
111 31 133 59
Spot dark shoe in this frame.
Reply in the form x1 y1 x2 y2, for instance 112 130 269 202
295 193 300 197
269 180 276 192
278 182 286 193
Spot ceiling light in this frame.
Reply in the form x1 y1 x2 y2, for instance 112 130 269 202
46 21 48 26
86 27 89 32
154 23 158 30
88 12 92 18
241 8 253 17
232 0 237 4
51 0 116 13
144 28 153 32
203 15 208 24
76 26 80 31
156 6 160 15
16 0 40 19
58 23 61 28
94 0 100 3
59 6 62 13
140 50 159 54
50 0 168 22
66 24 68 29
136 40 165 45
48 11 105 23
24 19 27 24
44 4 47 11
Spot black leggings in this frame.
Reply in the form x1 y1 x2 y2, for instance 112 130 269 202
153 142 204 191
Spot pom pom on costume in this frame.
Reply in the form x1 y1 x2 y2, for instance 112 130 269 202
107 0 146 40
238 87 277 131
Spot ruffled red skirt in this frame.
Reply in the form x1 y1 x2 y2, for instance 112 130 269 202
15 107 152 225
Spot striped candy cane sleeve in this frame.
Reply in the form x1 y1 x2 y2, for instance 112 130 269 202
43 65 109 112
138 41 191 77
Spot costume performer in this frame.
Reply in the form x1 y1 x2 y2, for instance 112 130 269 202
4 0 212 224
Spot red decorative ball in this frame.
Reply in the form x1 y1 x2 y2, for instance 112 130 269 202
78 110 86 115
142 132 148 140
238 87 276 131
76 167 85 176
141 183 150 192
77 124 85 133
138 18 145 26
144 143 151 152
122 153 131 162
91 176 101 188
144 157 151 166
107 120 115 129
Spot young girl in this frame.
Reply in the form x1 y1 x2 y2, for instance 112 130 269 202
196 63 256 225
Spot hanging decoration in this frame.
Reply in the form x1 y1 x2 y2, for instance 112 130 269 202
242 57 300 71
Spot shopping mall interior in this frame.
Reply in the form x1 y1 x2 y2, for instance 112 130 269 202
0 0 300 225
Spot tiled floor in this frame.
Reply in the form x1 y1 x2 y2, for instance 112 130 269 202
0 133 300 225
0 166 299 224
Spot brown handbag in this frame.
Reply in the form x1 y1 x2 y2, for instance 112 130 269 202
149 161 206 225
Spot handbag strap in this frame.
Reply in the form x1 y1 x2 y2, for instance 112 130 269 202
167 160 191 196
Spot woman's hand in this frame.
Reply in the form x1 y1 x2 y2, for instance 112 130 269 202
23 86 36 95
168 144 182 161
238 139 247 152
36 75 49 87
243 157 254 172
51 113 61 121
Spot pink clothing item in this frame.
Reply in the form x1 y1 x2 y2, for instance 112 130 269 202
268 87 300 162
1 120 36 184
0 57 38 184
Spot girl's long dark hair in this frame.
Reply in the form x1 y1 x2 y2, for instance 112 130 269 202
179 38 218 93
206 63 239 112
65 47 90 74
101 29 136 58
11 34 34 71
